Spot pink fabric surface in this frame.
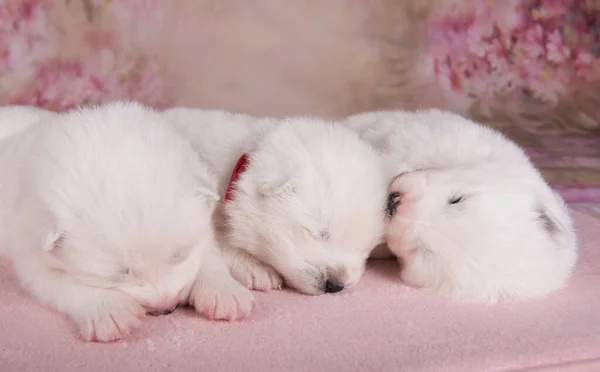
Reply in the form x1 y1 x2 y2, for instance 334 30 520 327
1 209 599 372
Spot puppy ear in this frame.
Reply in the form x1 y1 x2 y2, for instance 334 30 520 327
247 149 298 197
256 172 297 197
41 228 63 252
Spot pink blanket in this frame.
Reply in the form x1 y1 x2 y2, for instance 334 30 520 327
1 210 599 372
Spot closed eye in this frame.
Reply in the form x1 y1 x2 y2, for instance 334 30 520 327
301 226 331 241
448 195 466 205
115 267 135 281
319 229 331 241
172 245 192 264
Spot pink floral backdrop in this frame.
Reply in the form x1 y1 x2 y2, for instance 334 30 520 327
1 0 599 216
426 0 598 121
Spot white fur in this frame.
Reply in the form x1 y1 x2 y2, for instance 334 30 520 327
164 108 387 295
0 102 254 342
343 109 578 302
0 105 56 143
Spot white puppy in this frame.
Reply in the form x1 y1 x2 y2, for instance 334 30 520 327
0 102 254 342
164 108 387 295
343 109 578 302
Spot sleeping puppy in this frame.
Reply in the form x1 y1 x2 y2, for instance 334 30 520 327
0 102 254 342
343 109 578 302
164 108 387 295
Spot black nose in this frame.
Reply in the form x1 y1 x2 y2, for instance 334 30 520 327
386 191 401 217
325 280 345 293
147 307 176 316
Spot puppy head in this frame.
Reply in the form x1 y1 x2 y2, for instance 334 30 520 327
225 118 387 295
385 161 578 302
37 102 220 313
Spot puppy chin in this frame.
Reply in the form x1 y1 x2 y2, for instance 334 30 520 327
286 280 326 296
118 283 191 311
386 229 421 277
278 266 326 295
386 221 409 249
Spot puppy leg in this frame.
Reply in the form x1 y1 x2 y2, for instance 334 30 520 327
221 245 283 291
14 261 144 342
68 288 145 343
189 246 256 321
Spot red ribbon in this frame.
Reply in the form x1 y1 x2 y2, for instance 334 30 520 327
225 153 250 201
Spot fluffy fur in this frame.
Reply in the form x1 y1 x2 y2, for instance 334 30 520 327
0 105 56 143
343 109 578 302
0 102 254 342
164 108 387 295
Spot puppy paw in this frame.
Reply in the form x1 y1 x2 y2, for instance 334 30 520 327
190 277 256 321
230 259 283 291
73 291 145 343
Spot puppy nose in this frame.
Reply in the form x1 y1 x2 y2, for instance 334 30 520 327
325 280 345 293
387 191 402 217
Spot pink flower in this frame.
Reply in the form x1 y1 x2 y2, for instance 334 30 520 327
546 30 571 63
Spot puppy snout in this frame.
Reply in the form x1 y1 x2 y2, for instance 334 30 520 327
387 191 402 217
324 279 345 294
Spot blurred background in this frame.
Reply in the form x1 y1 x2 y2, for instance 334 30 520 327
1 0 599 216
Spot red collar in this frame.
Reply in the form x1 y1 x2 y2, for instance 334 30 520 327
225 153 250 201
